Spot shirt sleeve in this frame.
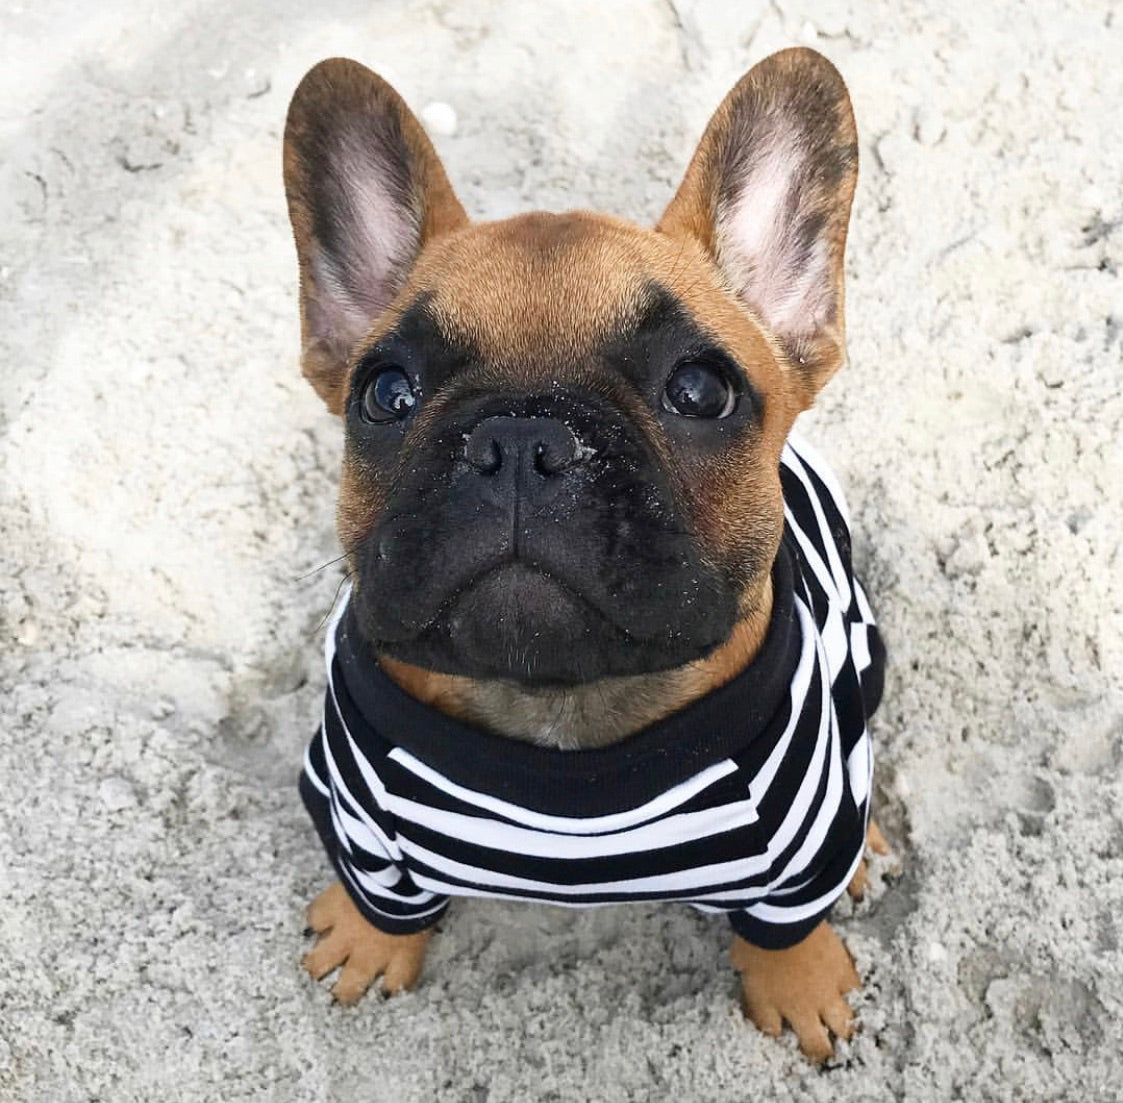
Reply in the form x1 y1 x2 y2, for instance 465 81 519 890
300 721 450 935
724 825 865 949
724 759 869 951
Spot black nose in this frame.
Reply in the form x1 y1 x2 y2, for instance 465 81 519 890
465 416 587 477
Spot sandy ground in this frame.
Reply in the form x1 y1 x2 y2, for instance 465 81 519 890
2 1 1121 1099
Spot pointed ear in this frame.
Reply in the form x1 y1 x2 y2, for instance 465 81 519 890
283 59 468 413
658 48 857 402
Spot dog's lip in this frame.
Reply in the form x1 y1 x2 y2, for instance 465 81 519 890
399 555 635 642
359 554 732 665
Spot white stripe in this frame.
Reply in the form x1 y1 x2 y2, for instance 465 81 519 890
784 435 851 529
323 582 351 669
331 790 395 863
847 732 871 808
782 447 852 607
319 705 402 862
349 863 439 902
853 576 875 625
386 748 739 835
406 880 629 910
340 861 448 922
850 622 871 674
388 793 760 859
746 597 818 802
784 506 849 680
746 623 835 872
767 687 843 890
398 835 773 897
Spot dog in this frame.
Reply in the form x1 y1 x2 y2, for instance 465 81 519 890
283 47 890 1062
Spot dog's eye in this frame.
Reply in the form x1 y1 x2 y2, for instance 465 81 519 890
360 367 418 423
662 361 736 419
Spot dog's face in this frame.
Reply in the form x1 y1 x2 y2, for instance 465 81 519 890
284 50 856 687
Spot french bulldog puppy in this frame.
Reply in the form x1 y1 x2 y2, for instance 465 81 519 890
284 47 890 1062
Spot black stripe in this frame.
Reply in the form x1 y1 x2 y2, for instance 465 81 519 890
728 906 830 950
395 818 771 888
402 852 775 905
861 626 887 718
321 688 397 836
799 453 853 565
381 752 753 834
831 662 868 757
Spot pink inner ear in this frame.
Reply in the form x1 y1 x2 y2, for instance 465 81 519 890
717 136 835 345
312 134 419 356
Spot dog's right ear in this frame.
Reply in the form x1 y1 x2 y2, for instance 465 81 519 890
284 59 468 413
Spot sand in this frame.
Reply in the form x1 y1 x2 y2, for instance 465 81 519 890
2 1 1121 1099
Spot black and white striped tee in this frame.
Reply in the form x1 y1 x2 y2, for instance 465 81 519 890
301 435 885 950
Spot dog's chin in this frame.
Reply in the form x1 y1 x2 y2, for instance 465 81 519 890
371 561 728 688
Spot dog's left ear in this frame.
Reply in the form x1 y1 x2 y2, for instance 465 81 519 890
284 59 468 413
658 48 857 404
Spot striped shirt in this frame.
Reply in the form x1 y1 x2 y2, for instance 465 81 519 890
300 435 885 949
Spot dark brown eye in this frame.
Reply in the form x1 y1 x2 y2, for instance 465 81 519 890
662 361 736 418
360 367 417 422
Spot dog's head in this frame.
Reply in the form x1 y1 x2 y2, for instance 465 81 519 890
284 49 857 687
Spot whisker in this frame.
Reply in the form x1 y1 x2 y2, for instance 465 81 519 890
294 552 349 583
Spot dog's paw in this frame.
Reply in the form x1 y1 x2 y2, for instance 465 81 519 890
302 881 431 1004
847 818 895 901
732 921 860 1063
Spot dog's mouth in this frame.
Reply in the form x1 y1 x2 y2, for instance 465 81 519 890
364 559 626 686
382 553 634 643
361 557 731 687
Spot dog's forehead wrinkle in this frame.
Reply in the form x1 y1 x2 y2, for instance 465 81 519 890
411 212 666 361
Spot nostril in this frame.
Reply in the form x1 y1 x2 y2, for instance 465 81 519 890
478 438 503 475
535 424 586 476
534 439 572 476
465 430 503 475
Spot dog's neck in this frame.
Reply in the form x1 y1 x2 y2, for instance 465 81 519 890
379 576 773 750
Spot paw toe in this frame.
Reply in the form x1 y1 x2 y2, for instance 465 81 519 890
381 956 422 995
331 963 378 1006
847 860 869 900
302 933 347 981
822 996 855 1042
306 881 347 933
743 995 783 1038
791 1013 834 1063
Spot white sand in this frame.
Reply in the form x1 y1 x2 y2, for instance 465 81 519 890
2 1 1121 1099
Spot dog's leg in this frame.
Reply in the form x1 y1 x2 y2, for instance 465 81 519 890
732 921 859 1062
846 818 893 901
302 881 432 1004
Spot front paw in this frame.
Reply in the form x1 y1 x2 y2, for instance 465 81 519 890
731 921 860 1062
847 818 896 901
302 881 431 1005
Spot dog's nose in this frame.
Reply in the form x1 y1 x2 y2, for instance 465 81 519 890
464 416 587 477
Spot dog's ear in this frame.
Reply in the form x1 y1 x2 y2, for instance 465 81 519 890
658 48 857 404
284 59 468 413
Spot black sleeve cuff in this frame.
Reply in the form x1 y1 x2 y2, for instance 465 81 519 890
727 905 833 950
